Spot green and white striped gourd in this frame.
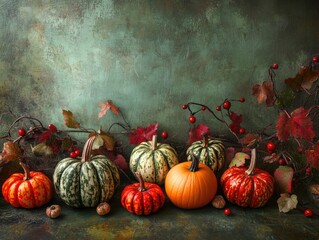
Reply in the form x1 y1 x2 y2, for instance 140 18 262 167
186 135 225 172
53 136 120 208
130 135 179 185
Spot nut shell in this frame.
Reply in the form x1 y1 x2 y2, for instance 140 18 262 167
211 195 226 209
46 205 61 219
96 202 111 216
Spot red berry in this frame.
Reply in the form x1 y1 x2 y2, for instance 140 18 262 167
48 124 58 132
266 142 276 152
70 152 77 158
271 63 279 69
304 209 313 217
306 167 311 175
297 146 303 153
216 106 221 111
74 149 81 157
182 104 187 110
224 208 231 216
189 116 196 124
239 98 245 102
161 131 168 139
239 128 245 134
223 101 231 110
312 56 319 63
278 159 285 165
18 128 26 137
201 106 206 111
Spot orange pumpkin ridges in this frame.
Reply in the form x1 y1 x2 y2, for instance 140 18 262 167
220 148 274 208
165 154 218 209
1 162 53 209
121 172 165 215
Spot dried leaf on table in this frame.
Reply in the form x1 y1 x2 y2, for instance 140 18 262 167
277 193 298 213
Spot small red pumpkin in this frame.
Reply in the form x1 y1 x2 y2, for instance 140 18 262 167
220 149 274 208
121 172 165 215
2 162 53 208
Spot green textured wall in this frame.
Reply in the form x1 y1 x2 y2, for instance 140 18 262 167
1 0 319 150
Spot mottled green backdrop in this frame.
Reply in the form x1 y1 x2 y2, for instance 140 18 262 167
1 0 319 152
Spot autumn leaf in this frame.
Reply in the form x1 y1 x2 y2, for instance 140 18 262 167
277 193 298 213
229 152 250 167
129 122 158 145
276 107 315 142
188 124 211 144
98 100 119 119
239 133 260 147
0 141 22 165
305 141 319 170
36 130 53 143
89 130 116 151
274 166 294 193
62 110 81 128
229 111 242 134
252 80 275 107
112 154 128 170
263 153 281 164
285 66 319 91
31 143 54 157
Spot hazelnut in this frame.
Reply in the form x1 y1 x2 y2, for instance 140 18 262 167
96 202 111 216
211 195 226 209
46 204 61 219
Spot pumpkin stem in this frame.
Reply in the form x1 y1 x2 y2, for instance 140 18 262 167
188 154 200 172
20 162 31 180
202 134 209 147
81 135 96 163
245 148 256 175
151 135 158 150
135 172 147 192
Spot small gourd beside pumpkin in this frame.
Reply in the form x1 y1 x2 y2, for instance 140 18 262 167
121 172 165 215
186 134 225 172
220 148 274 208
2 162 53 208
53 136 120 208
130 135 179 185
165 154 218 209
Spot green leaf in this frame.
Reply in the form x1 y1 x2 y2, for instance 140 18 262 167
229 152 250 167
31 143 54 157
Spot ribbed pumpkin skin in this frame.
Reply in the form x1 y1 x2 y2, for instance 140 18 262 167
165 161 217 209
186 139 225 172
130 141 179 185
220 166 274 208
2 171 53 208
121 182 165 215
53 155 120 208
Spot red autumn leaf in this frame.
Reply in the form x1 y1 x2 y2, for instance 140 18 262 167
274 166 294 193
285 66 319 91
252 80 275 107
112 154 128 170
229 111 242 134
188 124 211 144
129 122 158 145
62 110 81 128
98 100 119 119
239 133 260 147
276 107 315 141
36 130 53 143
305 142 319 170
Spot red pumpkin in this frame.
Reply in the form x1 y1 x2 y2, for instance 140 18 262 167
121 172 165 215
220 149 274 208
2 162 53 208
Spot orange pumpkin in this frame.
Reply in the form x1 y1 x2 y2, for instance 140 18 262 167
2 162 53 208
165 155 218 209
